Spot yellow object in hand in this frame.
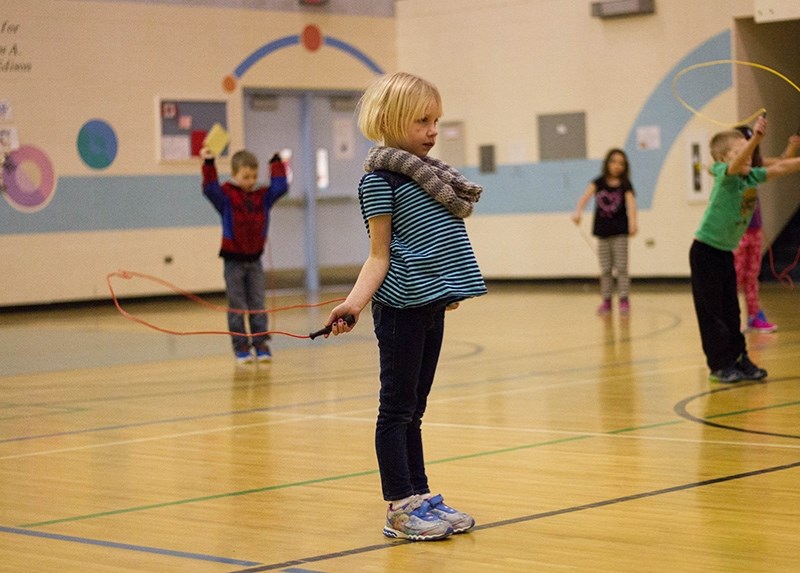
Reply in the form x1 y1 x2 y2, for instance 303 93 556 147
203 123 230 156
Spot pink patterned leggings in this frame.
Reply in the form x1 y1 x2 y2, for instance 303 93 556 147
733 227 762 317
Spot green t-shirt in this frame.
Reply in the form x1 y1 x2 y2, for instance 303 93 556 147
694 162 767 251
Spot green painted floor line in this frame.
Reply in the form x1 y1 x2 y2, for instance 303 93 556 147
20 433 591 529
19 468 379 528
22 396 789 529
429 434 590 465
706 399 800 419
608 420 682 434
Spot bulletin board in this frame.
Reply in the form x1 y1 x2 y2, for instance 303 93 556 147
158 99 228 161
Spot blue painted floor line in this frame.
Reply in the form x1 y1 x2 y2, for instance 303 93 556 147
0 525 261 567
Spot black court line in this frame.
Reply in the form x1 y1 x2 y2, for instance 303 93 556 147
227 458 800 572
0 525 261 568
674 376 800 440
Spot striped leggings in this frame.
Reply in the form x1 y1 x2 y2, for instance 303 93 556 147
597 235 630 300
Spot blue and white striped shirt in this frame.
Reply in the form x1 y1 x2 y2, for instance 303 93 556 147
359 171 487 308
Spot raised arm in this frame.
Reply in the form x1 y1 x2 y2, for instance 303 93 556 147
267 152 288 200
200 146 225 213
764 155 800 180
762 133 800 166
728 115 766 175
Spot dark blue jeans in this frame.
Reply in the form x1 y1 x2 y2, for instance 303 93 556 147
372 300 446 501
223 259 269 352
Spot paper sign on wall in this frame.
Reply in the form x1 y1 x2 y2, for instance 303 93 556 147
333 118 354 159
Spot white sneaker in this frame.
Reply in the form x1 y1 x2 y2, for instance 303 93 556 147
383 495 453 541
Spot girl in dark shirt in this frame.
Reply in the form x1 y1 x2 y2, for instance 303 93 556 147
572 148 638 315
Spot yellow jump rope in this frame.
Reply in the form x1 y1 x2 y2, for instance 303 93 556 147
673 59 800 286
671 59 800 127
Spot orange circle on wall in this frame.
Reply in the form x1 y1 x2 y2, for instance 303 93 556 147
223 75 237 93
301 25 322 52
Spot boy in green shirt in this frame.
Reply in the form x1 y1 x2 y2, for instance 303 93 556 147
690 114 800 383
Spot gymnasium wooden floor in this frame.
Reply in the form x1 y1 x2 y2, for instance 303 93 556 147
1 281 798 572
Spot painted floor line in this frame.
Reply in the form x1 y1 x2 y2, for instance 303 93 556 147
228 458 800 572
0 525 261 567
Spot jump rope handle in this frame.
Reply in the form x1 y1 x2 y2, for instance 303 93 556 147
309 314 355 340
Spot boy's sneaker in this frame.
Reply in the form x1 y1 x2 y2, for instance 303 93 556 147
425 494 475 533
384 495 453 541
619 298 630 315
709 367 744 384
255 344 272 362
747 310 777 333
235 349 253 364
597 300 612 315
735 353 767 380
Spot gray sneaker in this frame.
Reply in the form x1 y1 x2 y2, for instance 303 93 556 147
426 494 475 533
709 367 744 383
383 495 453 541
736 353 767 380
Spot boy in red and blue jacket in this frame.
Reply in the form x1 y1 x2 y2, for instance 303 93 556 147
201 146 288 363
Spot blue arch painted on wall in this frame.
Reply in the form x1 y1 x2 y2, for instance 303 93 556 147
468 29 732 215
233 34 384 79
233 36 301 78
624 29 731 210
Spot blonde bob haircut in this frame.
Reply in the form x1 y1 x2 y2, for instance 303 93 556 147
357 72 442 147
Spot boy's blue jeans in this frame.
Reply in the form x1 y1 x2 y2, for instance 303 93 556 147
223 259 269 352
372 300 447 501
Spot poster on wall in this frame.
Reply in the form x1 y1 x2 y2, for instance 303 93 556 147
333 118 354 159
161 135 190 161
158 99 227 161
636 125 661 150
686 134 712 203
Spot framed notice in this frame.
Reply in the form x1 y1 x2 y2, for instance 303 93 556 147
686 133 712 204
158 98 228 161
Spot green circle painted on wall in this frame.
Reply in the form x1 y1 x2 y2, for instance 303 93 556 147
77 119 118 170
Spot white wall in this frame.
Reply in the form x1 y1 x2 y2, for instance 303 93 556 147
3 0 800 306
396 0 799 280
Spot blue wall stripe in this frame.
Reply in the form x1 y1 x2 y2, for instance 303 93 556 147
467 30 732 216
1 175 215 234
465 160 601 215
1 32 733 231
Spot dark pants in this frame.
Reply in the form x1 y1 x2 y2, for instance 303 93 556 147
223 259 269 351
372 300 446 501
689 240 745 371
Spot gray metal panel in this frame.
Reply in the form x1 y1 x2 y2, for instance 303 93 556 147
537 112 587 161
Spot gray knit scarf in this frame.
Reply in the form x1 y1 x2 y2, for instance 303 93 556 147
363 146 482 218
